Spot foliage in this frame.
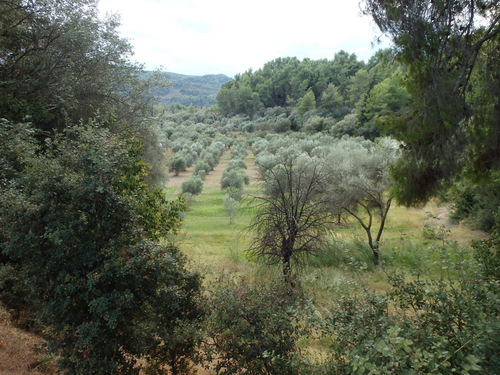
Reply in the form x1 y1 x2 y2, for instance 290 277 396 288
193 160 211 178
472 223 500 282
323 263 500 374
0 120 201 374
296 89 316 119
182 176 204 196
447 171 500 231
202 275 308 375
249 148 333 276
220 168 249 190
226 158 247 171
362 0 500 204
223 195 239 225
306 238 377 272
215 50 405 138
169 154 188 176
322 137 400 263
0 0 169 186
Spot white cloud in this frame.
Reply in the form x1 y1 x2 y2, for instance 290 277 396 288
98 0 390 76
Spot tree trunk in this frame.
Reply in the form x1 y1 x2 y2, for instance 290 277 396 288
372 246 379 265
282 254 295 288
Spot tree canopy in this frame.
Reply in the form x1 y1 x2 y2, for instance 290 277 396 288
362 0 500 205
0 0 169 185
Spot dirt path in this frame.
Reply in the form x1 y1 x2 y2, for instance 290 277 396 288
165 146 260 193
165 149 231 193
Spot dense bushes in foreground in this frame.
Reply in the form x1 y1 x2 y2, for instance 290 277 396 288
199 236 499 374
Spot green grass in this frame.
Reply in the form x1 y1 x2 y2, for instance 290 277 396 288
171 171 484 298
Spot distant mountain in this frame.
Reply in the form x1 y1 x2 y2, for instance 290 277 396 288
155 72 232 107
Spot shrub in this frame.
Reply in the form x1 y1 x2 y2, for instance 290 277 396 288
202 276 308 375
323 264 500 374
0 122 201 374
182 176 203 196
220 168 249 190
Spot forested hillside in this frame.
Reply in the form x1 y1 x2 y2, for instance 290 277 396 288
216 50 409 140
155 72 232 107
1 0 499 374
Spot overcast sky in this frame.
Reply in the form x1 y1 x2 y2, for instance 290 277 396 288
97 0 390 77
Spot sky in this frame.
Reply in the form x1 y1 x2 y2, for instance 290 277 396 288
97 0 390 77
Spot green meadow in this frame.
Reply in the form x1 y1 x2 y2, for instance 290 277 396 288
168 158 485 302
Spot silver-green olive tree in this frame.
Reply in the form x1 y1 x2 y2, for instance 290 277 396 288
322 137 400 264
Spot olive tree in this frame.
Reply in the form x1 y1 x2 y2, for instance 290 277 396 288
169 154 187 176
323 137 400 263
182 176 204 196
220 168 249 190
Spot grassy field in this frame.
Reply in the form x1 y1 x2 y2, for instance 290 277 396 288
168 149 487 302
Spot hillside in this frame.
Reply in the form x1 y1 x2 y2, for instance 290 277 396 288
155 72 232 107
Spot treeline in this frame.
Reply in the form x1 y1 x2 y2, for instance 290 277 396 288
216 50 409 139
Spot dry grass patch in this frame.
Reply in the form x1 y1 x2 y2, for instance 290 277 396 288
0 307 57 375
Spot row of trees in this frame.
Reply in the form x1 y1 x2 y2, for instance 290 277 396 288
221 141 250 224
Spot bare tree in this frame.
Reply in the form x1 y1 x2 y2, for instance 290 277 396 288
248 148 333 279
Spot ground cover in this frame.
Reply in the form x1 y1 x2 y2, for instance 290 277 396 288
170 147 486 294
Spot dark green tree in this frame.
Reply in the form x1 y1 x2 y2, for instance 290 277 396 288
0 0 169 186
296 89 316 119
0 120 201 374
362 0 500 205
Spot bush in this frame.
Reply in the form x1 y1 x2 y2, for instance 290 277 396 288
220 168 249 190
323 264 500 374
0 122 201 374
202 276 308 375
182 176 203 196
